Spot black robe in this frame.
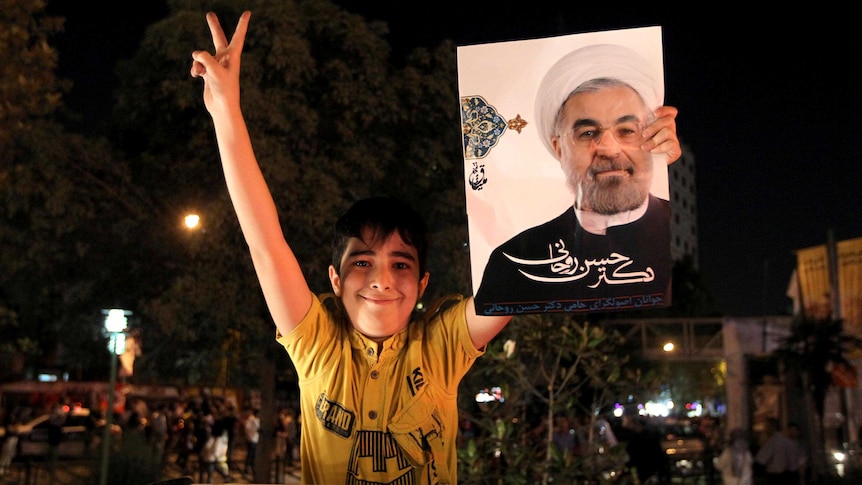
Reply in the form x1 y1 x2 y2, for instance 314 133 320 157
474 194 671 315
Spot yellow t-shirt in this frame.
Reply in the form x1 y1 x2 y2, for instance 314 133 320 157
277 294 482 484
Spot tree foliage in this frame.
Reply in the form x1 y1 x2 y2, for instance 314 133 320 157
0 0 66 159
772 316 862 481
457 313 654 484
775 316 862 416
0 0 137 380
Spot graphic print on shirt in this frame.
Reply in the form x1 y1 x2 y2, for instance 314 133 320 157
407 366 425 394
346 430 414 484
316 393 355 438
314 364 448 484
318 393 415 483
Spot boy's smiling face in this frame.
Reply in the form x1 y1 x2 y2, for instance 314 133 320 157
328 228 429 342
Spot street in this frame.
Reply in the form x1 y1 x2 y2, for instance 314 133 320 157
0 451 300 485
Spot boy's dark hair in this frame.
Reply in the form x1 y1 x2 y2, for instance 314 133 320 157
331 196 429 277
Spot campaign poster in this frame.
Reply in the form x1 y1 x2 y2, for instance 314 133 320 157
458 26 671 316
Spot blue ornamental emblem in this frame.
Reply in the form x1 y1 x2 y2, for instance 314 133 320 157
460 96 508 159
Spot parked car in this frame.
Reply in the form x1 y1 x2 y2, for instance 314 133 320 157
10 407 96 459
660 421 707 478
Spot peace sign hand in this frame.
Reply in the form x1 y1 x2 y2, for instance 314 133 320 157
190 11 251 116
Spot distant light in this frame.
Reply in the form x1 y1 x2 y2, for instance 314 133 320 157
503 339 516 358
663 342 675 352
38 374 58 382
112 333 127 355
475 387 504 403
103 309 130 355
686 402 703 417
104 309 129 333
644 401 669 417
184 214 201 229
644 400 674 417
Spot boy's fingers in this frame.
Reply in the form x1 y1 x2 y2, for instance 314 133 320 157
206 12 229 50
190 51 216 78
230 11 252 51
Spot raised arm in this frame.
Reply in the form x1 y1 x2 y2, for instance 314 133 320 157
464 300 513 350
191 11 312 337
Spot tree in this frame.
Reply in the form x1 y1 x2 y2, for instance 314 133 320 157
0 0 145 381
0 0 64 378
774 316 862 481
458 313 650 484
0 0 66 159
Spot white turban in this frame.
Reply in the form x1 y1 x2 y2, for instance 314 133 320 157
534 44 663 157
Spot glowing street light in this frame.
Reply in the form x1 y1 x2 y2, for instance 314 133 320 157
99 308 130 485
184 213 201 230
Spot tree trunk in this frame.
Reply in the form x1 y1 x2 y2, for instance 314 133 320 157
802 370 829 481
255 360 277 483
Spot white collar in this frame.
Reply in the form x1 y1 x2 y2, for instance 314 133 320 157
575 197 649 235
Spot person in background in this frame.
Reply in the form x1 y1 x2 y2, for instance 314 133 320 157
754 419 804 485
243 408 260 477
199 402 230 483
173 400 197 475
46 403 66 480
110 411 161 484
552 416 576 457
624 417 668 484
0 419 20 477
220 402 239 468
148 403 170 471
281 407 298 469
714 428 753 485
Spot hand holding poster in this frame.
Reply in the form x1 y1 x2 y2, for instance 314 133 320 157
458 27 673 316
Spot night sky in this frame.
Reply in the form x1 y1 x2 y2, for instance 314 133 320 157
47 2 862 317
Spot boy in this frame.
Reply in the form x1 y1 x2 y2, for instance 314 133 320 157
190 10 680 483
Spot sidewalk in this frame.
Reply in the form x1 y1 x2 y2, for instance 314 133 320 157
1 453 300 485
159 452 301 484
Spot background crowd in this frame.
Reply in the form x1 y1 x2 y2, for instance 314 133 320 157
0 391 300 484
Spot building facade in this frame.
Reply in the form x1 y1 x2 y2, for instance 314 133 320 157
668 143 699 268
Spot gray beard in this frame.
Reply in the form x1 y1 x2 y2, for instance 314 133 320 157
576 175 650 215
565 156 653 214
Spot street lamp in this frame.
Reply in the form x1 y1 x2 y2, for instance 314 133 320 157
184 213 201 230
99 308 129 485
